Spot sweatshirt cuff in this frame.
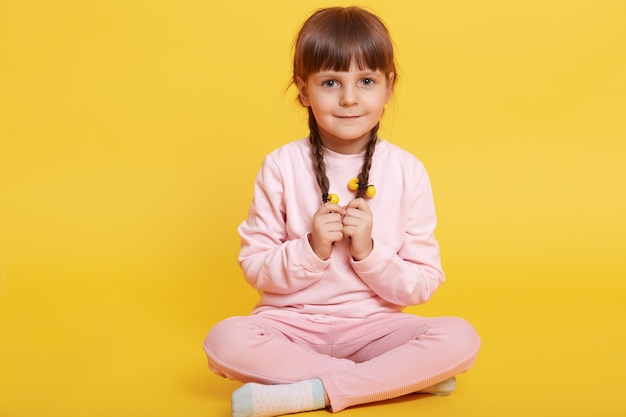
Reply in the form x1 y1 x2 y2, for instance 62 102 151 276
296 233 331 272
350 237 391 273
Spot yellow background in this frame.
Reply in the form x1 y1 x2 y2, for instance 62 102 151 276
1 0 625 416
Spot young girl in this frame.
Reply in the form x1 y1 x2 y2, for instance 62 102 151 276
204 6 480 417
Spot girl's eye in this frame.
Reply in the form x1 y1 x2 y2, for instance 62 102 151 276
322 80 339 88
361 78 375 86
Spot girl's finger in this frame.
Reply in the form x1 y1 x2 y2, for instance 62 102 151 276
320 202 345 215
344 198 370 213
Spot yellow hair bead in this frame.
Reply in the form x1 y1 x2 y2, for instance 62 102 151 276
347 178 376 198
327 193 339 204
348 178 359 191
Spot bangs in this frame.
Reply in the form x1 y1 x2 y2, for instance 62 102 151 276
309 30 391 73
294 7 395 79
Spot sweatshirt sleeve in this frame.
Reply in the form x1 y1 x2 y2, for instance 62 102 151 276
237 155 329 294
351 162 445 306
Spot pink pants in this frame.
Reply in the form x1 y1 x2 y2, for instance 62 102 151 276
203 310 480 412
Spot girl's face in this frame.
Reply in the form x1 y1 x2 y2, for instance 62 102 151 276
297 61 394 154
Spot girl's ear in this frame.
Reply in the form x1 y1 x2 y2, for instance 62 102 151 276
296 77 310 107
385 72 395 102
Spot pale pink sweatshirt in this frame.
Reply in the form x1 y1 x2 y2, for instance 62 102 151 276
238 138 445 318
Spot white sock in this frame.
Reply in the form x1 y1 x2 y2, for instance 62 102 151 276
417 377 457 396
231 379 326 417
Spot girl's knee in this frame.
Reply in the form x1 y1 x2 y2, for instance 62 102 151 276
203 316 252 359
436 316 481 361
451 317 480 344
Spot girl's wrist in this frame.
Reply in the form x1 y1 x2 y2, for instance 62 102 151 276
351 239 373 261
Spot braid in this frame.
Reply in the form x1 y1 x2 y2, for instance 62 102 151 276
308 108 330 201
355 123 379 198
309 108 379 201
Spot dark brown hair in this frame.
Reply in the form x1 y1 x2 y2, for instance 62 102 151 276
293 6 397 201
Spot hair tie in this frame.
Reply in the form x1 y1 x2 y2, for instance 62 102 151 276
348 178 376 198
322 193 339 204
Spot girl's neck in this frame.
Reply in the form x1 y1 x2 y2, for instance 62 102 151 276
319 133 370 155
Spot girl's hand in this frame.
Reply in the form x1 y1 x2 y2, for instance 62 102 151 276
342 198 373 261
309 202 345 260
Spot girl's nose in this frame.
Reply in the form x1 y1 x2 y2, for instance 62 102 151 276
339 87 358 106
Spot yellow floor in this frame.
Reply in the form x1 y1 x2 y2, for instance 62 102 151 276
1 259 625 417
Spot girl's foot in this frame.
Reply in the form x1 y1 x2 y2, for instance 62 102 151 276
231 379 327 417
417 377 457 396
